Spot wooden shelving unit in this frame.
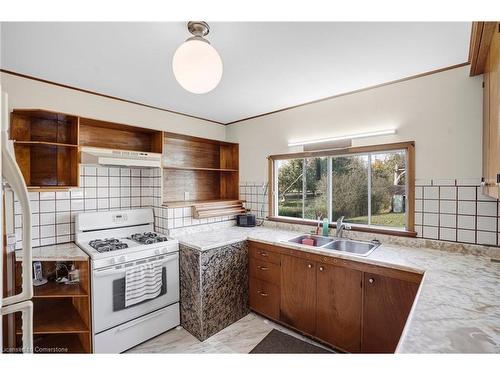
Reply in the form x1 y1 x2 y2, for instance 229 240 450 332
15 259 92 353
162 132 240 214
79 117 163 153
10 109 79 190
9 109 164 191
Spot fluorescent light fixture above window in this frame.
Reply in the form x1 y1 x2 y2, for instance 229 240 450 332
288 129 397 147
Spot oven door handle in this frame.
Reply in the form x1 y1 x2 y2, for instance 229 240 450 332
94 253 178 278
117 309 166 332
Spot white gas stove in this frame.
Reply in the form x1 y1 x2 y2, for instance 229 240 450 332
75 208 180 353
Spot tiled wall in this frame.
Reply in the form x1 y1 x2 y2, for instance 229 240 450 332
14 166 158 249
13 171 499 249
239 182 269 219
415 178 499 246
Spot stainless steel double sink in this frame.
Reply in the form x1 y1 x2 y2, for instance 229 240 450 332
285 234 380 257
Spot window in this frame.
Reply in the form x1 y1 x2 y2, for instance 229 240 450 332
269 142 415 234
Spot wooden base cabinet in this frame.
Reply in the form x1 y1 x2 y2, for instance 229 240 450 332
361 273 420 353
316 263 362 353
280 255 317 335
247 241 422 353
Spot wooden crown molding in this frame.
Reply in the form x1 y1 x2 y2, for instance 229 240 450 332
0 69 226 126
2 62 470 127
469 21 498 76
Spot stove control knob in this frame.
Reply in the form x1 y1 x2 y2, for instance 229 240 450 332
119 256 127 262
109 258 115 265
155 249 160 255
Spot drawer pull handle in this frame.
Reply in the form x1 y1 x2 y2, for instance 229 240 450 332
257 290 268 297
257 266 269 271
319 266 324 272
368 278 375 284
259 251 268 257
307 263 313 268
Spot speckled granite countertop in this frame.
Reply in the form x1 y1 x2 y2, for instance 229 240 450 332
15 242 89 262
174 224 500 353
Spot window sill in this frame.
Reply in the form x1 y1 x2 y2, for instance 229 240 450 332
267 216 417 238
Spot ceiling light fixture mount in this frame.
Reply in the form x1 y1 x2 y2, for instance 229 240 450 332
172 21 223 94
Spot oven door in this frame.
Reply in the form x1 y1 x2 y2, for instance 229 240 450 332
92 252 179 333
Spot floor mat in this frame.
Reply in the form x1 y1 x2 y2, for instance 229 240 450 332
249 329 333 354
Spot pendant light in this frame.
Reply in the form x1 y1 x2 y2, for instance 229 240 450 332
172 21 223 94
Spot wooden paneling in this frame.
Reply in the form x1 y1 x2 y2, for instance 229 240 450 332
362 273 419 353
280 254 316 335
163 137 220 169
163 169 220 202
316 263 362 353
249 257 280 285
220 171 239 199
249 278 280 320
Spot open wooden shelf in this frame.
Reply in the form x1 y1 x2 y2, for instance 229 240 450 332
15 259 92 353
32 298 89 334
11 109 79 189
34 281 87 298
79 117 163 153
162 132 240 210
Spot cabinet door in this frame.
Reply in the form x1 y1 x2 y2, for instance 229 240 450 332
362 273 419 353
249 278 280 320
316 263 362 352
280 255 316 335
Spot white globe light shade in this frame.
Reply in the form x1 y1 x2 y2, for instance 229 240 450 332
172 39 223 94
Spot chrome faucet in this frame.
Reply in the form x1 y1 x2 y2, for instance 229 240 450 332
335 216 349 238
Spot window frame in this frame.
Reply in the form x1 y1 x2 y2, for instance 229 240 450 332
267 141 416 237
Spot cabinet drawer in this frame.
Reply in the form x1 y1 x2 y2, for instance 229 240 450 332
249 242 281 265
249 277 280 320
249 257 280 285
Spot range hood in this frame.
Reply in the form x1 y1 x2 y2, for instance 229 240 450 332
80 146 162 168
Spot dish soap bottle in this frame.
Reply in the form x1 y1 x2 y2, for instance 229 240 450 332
322 218 329 236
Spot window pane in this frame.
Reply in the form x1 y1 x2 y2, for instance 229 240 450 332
304 157 328 220
371 150 406 228
277 158 304 218
332 155 369 224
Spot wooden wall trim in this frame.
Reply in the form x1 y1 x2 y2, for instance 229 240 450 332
0 69 225 126
225 63 470 126
3 62 469 127
469 22 498 76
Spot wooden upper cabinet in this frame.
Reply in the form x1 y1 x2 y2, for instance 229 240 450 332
471 22 500 198
316 263 362 353
280 254 316 335
362 272 420 353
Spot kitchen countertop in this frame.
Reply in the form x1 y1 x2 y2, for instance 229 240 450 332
15 242 89 262
174 225 500 353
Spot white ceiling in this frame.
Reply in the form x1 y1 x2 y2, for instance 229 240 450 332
0 22 471 124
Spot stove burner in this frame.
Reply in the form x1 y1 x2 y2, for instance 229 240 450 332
89 238 129 253
129 232 168 245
